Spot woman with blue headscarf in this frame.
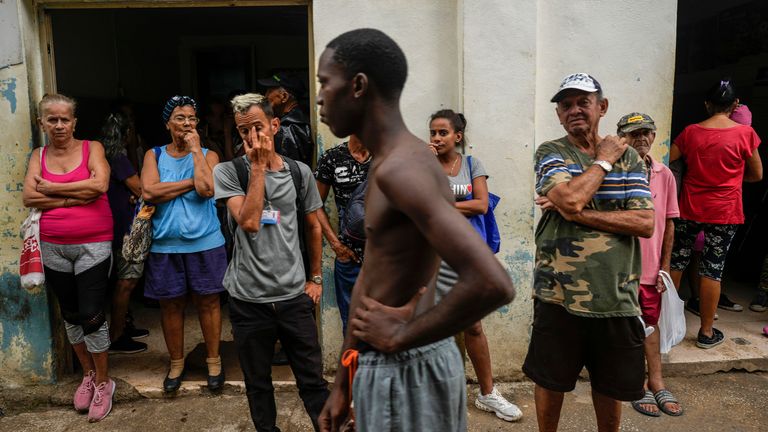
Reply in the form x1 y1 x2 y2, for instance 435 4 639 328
141 96 227 393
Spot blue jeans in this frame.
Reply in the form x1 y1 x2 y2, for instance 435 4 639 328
334 258 361 334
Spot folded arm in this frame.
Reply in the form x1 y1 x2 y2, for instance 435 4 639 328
141 148 195 203
23 148 70 209
33 141 110 200
191 150 218 197
545 166 606 214
571 209 654 238
455 175 489 216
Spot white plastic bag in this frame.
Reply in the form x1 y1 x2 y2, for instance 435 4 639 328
657 270 686 353
20 208 44 289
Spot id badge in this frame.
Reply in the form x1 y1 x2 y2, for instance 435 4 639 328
261 206 280 225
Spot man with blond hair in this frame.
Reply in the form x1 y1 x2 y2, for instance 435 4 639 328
213 93 328 431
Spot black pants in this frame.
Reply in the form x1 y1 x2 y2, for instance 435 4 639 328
229 294 329 432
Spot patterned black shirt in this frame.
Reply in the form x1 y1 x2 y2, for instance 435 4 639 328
315 142 371 214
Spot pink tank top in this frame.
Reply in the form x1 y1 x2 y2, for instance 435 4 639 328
40 141 114 244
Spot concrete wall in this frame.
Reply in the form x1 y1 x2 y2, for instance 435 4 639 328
535 1 678 164
312 0 462 372
0 0 678 384
0 0 55 386
313 0 678 378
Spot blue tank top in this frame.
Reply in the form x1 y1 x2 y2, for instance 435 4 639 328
150 146 225 253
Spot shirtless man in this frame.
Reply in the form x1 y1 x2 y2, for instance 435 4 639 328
316 28 516 432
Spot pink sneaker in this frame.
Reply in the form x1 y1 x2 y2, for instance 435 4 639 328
73 371 95 413
88 379 115 422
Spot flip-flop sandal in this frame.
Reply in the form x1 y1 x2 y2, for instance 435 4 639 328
654 389 684 416
631 390 660 417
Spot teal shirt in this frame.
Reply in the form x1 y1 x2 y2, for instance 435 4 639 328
150 146 224 253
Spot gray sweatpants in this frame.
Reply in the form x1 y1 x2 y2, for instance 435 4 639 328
352 338 467 431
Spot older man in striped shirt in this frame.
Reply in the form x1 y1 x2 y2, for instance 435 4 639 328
528 73 655 432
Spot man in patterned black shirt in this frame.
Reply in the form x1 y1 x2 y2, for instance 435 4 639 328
315 134 371 333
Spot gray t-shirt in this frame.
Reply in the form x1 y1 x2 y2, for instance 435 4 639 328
436 154 489 303
213 157 323 303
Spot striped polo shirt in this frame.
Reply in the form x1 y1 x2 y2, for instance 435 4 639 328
532 136 654 317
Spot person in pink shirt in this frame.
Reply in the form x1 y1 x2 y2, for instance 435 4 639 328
669 79 763 350
617 113 683 417
22 94 116 422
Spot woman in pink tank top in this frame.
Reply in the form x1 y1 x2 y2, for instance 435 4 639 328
22 94 116 422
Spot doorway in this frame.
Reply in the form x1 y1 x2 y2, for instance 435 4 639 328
49 5 310 148
43 2 311 384
672 0 768 300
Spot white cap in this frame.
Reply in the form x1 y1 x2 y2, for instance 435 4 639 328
551 73 602 102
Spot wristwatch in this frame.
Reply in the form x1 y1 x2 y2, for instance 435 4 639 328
311 275 323 285
593 160 613 173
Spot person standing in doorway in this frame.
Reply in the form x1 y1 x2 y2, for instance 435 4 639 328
530 73 654 432
616 112 683 418
428 109 522 423
259 72 315 166
23 94 116 422
315 134 371 334
668 79 762 349
213 93 329 432
99 112 150 355
141 96 228 393
316 29 515 432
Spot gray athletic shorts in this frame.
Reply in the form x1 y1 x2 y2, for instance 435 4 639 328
353 338 467 431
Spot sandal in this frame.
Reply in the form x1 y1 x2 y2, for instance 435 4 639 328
631 390 660 417
654 389 683 416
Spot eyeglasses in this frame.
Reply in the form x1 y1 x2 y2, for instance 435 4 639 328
172 116 199 124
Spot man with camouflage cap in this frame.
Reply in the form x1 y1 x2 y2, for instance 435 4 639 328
528 73 655 431
617 112 683 418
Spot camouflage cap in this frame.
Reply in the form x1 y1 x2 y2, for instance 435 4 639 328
617 112 656 135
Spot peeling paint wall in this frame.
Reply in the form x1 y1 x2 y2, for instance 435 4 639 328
0 1 56 384
313 0 461 372
3 0 677 384
312 0 678 377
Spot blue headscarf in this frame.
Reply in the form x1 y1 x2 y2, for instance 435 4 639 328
162 95 197 123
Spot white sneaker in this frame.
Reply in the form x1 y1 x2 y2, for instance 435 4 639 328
475 387 523 422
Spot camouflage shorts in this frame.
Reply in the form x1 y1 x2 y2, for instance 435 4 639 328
670 219 738 282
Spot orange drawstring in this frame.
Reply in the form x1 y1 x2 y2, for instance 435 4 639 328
341 349 359 406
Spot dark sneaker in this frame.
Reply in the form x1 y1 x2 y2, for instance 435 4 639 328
717 294 743 312
124 312 149 339
109 335 147 354
685 298 718 320
685 298 700 315
272 348 289 366
750 291 768 312
124 324 149 340
696 328 725 349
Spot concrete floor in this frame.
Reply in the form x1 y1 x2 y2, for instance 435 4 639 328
2 372 766 431
110 298 296 397
664 276 768 375
110 277 768 397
